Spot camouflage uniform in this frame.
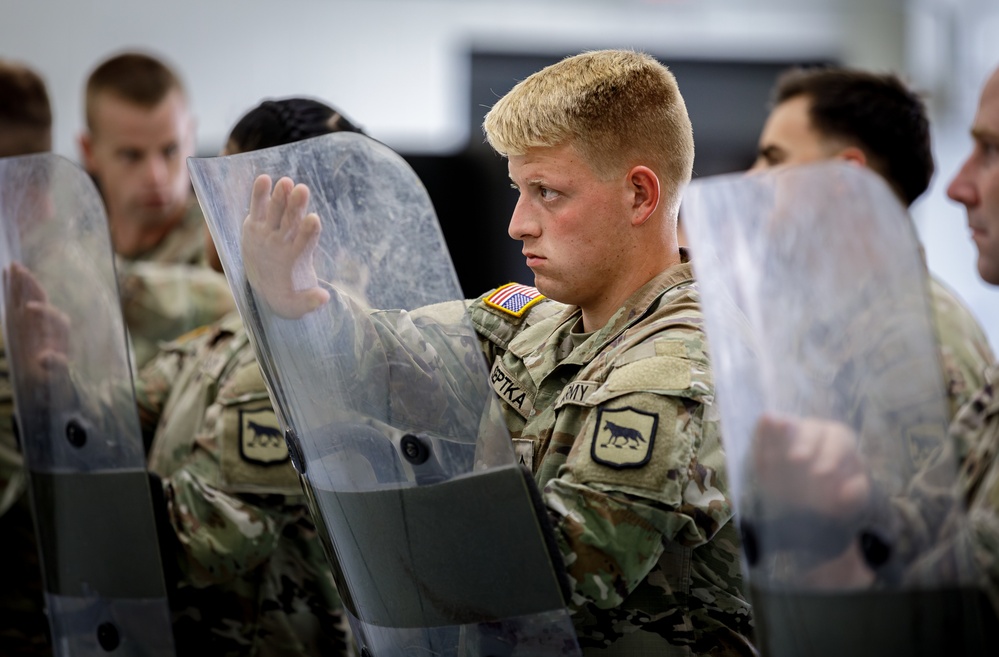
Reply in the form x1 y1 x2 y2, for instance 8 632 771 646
0 206 233 653
118 198 235 368
461 256 753 655
0 336 51 657
929 276 994 419
951 363 999 609
135 310 350 657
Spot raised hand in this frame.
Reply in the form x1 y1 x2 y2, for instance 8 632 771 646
753 414 872 520
4 262 71 386
241 175 331 319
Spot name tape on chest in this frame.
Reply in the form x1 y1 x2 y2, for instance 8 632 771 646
484 283 545 318
239 408 289 466
555 380 599 408
591 406 658 469
489 358 535 418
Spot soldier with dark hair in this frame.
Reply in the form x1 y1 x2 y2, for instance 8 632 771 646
751 66 993 424
746 64 999 645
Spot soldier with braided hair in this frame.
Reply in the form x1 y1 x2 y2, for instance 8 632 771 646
129 97 364 656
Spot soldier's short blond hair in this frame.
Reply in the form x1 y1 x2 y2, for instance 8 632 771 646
483 49 694 214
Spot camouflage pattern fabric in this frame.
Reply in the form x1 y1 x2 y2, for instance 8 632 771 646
0 331 51 657
854 359 999 612
135 310 350 657
929 276 994 420
118 198 235 368
461 255 754 656
131 196 210 266
295 254 752 654
933 362 999 609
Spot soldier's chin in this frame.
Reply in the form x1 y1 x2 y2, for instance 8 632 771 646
977 255 999 286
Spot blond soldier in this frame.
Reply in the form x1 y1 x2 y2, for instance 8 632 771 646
245 50 754 656
80 52 233 367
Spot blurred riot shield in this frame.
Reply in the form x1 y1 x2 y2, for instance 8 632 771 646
189 132 579 657
683 162 997 656
0 154 174 656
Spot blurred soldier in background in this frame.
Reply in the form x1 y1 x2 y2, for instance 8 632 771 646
79 51 233 368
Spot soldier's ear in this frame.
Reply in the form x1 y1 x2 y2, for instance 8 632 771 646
628 165 660 227
835 146 868 169
79 132 96 173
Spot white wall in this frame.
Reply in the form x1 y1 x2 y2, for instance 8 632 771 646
3 0 998 346
1 0 845 157
908 0 999 351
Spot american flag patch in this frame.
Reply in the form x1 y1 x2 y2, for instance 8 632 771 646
484 283 545 318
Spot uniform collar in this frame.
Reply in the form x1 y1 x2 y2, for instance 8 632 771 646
511 251 694 366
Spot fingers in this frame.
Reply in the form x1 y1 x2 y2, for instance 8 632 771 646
6 262 48 307
752 413 870 518
265 177 295 230
293 212 323 251
247 175 273 226
280 183 311 236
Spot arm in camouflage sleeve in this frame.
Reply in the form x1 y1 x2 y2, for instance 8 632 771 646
161 461 306 588
547 390 731 610
891 379 999 601
117 259 237 369
118 259 237 337
142 335 317 588
133 345 187 449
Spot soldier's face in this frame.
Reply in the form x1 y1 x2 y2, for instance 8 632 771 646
506 142 632 309
81 89 194 227
948 69 999 286
750 95 841 171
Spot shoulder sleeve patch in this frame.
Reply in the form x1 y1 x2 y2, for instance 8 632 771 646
590 407 658 469
484 283 545 318
220 403 301 495
569 393 689 500
239 408 288 465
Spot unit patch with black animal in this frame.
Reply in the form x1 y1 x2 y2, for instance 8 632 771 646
590 406 658 469
239 407 288 465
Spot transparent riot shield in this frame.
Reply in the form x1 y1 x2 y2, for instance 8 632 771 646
683 161 997 656
189 132 579 657
0 154 174 656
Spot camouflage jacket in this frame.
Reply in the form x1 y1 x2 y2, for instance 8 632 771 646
281 256 752 654
135 311 349 657
118 198 235 369
929 276 994 419
0 337 50 657
464 261 755 655
952 363 999 608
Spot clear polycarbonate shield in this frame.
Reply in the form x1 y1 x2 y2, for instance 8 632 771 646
684 162 996 655
0 154 174 656
189 132 579 657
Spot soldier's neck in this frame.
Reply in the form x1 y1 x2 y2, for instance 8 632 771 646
109 207 185 259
